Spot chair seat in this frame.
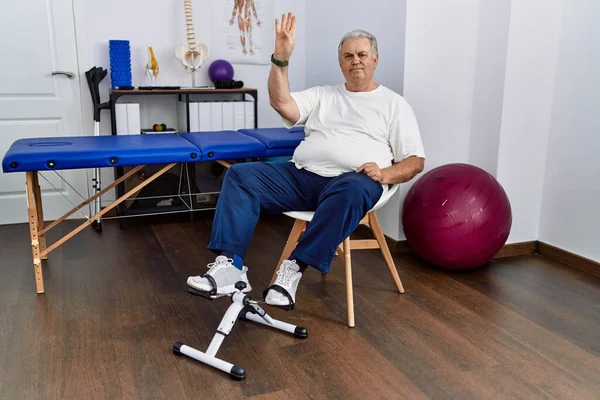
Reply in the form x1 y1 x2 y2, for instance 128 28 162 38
283 210 315 222
282 184 399 222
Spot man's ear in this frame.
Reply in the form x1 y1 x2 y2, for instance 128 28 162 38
373 54 379 68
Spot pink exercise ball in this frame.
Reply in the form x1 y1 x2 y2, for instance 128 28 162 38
401 163 512 270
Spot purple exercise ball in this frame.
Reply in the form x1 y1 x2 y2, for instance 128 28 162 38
401 163 512 270
208 59 234 83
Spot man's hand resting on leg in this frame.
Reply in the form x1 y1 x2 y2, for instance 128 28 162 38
357 156 425 185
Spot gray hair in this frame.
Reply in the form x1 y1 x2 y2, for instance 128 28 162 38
338 29 379 59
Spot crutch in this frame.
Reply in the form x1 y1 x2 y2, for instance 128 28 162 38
85 66 110 232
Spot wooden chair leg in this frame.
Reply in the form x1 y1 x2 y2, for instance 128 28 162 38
343 236 355 327
369 212 405 294
26 172 44 294
270 219 306 286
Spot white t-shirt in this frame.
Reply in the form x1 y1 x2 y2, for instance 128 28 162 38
283 84 426 178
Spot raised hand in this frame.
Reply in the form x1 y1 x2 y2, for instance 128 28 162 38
274 12 296 61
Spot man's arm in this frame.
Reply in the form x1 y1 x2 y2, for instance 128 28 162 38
381 156 424 184
268 13 299 123
359 98 425 185
268 63 299 123
358 156 425 185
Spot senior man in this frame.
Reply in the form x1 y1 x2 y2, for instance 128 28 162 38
187 12 425 310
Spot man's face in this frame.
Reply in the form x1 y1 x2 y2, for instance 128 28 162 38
339 38 378 85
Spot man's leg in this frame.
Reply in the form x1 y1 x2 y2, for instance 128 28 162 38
265 172 384 307
187 161 327 295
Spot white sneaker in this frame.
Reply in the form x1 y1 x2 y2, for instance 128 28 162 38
187 255 252 295
264 260 303 309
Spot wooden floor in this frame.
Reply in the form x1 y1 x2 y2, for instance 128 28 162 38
1 214 600 400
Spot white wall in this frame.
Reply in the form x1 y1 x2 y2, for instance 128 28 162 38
539 0 600 262
495 0 564 243
404 0 479 171
468 0 511 176
403 0 513 177
304 0 408 239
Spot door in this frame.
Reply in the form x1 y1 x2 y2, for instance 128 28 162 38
0 0 86 225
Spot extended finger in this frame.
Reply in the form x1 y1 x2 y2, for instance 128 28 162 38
275 18 280 33
289 14 297 34
286 12 293 31
281 13 287 30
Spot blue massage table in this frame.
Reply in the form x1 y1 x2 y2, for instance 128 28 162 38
2 127 305 294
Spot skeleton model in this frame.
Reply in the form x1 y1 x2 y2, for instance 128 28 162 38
175 0 209 85
229 0 261 55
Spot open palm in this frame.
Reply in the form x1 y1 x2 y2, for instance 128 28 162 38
274 12 296 60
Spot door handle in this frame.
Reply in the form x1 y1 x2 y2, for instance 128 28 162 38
51 71 75 79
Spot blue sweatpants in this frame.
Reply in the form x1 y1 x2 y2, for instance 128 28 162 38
207 161 384 273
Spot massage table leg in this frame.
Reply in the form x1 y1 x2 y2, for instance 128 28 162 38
91 165 103 232
32 172 47 259
216 160 232 168
26 172 45 293
92 120 102 232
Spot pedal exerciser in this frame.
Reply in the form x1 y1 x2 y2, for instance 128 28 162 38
173 281 308 380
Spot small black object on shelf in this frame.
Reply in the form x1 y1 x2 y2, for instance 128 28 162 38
214 79 244 89
138 86 182 90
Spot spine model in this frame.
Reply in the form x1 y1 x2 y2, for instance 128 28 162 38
176 0 209 73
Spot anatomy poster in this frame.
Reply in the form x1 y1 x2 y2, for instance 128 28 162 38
210 0 274 65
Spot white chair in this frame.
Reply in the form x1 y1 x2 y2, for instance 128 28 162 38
270 184 405 327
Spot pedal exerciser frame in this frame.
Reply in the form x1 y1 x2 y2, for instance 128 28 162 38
173 281 308 380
